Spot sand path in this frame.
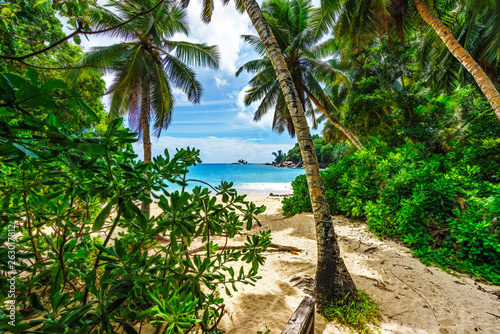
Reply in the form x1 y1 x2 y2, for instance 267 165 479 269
209 195 500 334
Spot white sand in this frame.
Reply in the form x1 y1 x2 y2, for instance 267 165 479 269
154 194 500 334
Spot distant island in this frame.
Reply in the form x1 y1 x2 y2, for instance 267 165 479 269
231 159 249 165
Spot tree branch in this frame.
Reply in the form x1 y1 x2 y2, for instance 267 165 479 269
0 0 167 62
16 59 103 70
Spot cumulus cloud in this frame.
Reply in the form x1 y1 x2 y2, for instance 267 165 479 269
230 85 274 130
215 76 228 88
236 85 251 110
176 1 254 74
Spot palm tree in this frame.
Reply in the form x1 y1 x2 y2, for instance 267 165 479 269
417 1 500 93
71 0 220 165
325 0 500 121
272 149 285 164
70 0 219 217
237 0 364 149
181 0 357 308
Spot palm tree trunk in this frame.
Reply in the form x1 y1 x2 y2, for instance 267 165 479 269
242 0 356 309
413 0 500 121
141 83 151 218
303 87 364 149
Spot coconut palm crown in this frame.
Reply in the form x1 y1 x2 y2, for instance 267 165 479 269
236 0 363 148
71 0 220 162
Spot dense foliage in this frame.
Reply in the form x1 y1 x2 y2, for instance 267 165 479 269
283 139 500 283
274 135 350 165
2 0 500 331
0 70 270 333
0 0 108 134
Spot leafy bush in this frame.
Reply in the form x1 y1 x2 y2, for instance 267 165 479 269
283 142 500 284
320 289 380 334
0 71 271 333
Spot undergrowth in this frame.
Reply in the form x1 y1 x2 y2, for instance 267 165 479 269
320 289 381 333
283 141 500 284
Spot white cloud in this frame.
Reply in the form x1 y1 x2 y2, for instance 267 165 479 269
214 76 228 88
172 87 189 103
176 1 254 74
230 85 274 130
236 85 251 110
133 136 294 163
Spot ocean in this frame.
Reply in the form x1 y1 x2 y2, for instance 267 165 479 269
167 163 305 194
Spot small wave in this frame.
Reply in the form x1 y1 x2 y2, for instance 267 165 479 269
235 182 293 194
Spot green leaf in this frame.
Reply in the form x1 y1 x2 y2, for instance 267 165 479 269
41 79 68 91
71 141 106 156
116 320 139 334
34 0 50 6
25 67 38 85
37 321 67 333
0 107 14 117
73 35 81 45
12 143 39 158
30 292 47 311
93 201 113 232
74 96 98 121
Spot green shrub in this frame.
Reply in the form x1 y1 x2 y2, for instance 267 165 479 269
320 289 380 334
0 70 271 333
283 142 500 284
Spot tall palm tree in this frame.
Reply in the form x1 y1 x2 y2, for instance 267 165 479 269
71 0 220 165
237 0 364 149
181 0 357 308
325 0 500 121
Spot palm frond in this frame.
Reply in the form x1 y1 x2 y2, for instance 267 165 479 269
236 58 272 76
162 53 203 104
241 34 269 57
310 0 342 41
164 41 220 69
150 61 174 137
254 82 281 121
67 43 136 81
201 0 215 23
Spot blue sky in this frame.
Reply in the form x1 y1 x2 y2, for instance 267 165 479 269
72 0 322 163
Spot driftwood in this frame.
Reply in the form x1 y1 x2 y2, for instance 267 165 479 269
188 243 302 255
281 296 315 334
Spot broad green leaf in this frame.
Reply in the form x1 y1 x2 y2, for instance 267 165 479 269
0 107 14 117
116 320 139 334
12 143 39 158
25 67 38 86
93 202 112 232
30 292 47 311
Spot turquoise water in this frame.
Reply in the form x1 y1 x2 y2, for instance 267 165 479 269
168 163 305 194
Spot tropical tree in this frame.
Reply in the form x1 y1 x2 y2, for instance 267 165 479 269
182 0 357 308
237 0 364 149
325 0 500 121
272 149 285 164
417 1 500 93
70 0 220 165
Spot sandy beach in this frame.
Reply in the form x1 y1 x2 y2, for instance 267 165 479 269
153 193 500 334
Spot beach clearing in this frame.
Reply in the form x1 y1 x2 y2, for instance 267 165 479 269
153 194 500 334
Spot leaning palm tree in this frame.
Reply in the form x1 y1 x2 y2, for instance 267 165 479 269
181 0 357 308
322 0 500 121
417 1 500 93
237 0 364 149
71 0 219 165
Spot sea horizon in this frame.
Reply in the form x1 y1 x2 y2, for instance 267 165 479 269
163 163 305 195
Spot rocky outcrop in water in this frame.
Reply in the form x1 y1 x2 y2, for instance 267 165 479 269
273 160 329 169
